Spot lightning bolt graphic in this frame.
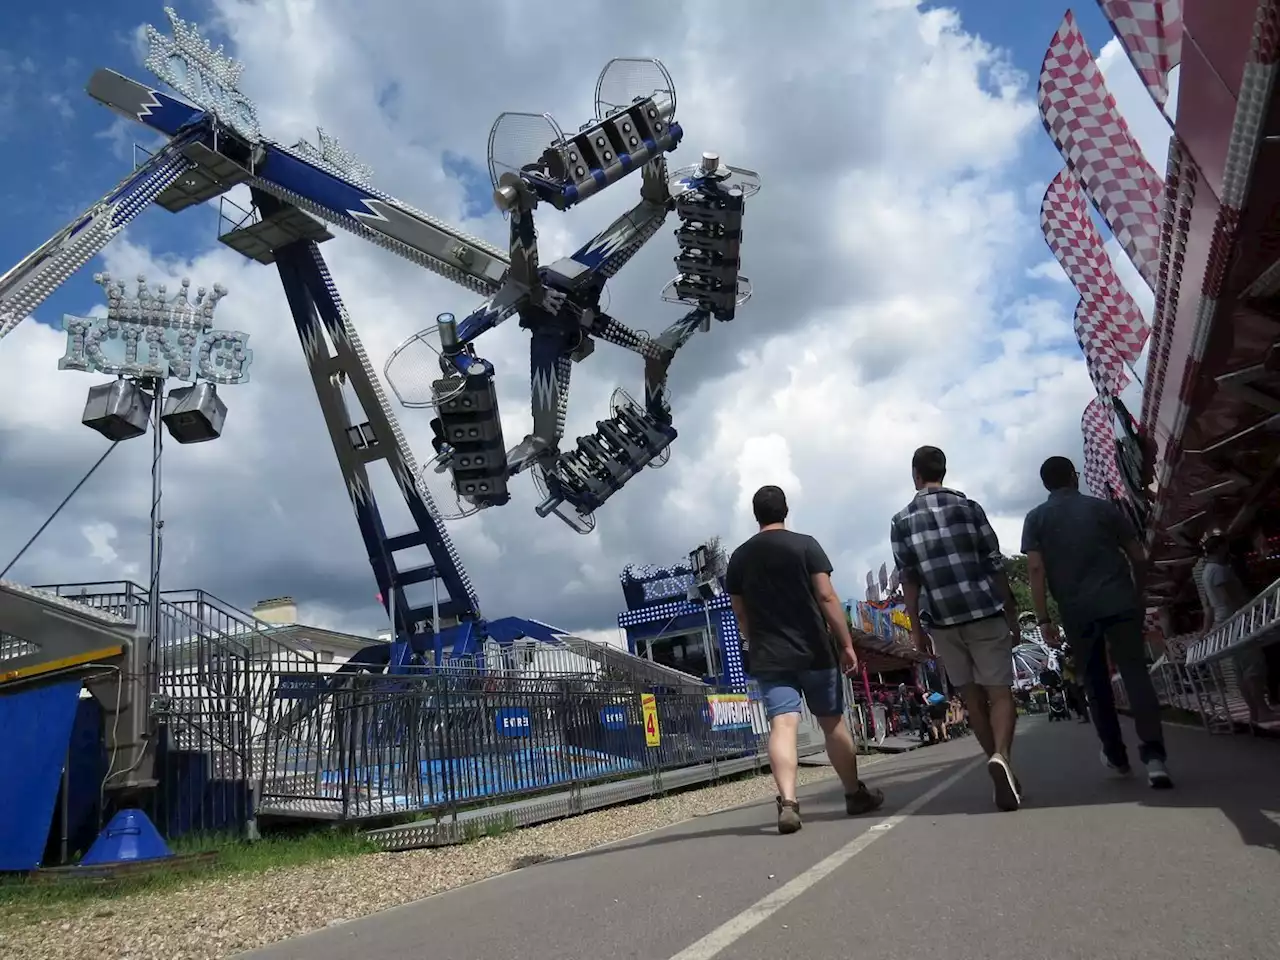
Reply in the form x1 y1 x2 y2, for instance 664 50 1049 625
531 366 558 413
586 222 634 262
136 88 163 119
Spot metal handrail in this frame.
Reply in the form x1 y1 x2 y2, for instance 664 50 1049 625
1185 574 1280 665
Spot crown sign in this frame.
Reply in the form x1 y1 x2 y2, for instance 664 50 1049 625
145 6 260 142
290 127 374 187
100 272 228 329
58 273 253 385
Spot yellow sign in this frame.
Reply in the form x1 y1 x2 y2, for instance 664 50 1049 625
641 693 661 746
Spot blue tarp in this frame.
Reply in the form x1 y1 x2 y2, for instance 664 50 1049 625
0 680 84 871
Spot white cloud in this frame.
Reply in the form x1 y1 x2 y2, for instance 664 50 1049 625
573 627 629 651
80 521 139 576
1025 259 1072 284
0 1 1116 632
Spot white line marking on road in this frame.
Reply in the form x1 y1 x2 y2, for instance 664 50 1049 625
666 755 986 960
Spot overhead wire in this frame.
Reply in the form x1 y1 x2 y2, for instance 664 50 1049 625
1 441 120 580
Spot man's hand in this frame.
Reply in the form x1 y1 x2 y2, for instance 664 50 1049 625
911 625 932 656
1040 622 1063 649
1005 609 1021 642
840 644 860 677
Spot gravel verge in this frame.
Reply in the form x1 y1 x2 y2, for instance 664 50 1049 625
1 764 860 960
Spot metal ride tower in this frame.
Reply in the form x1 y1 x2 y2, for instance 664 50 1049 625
0 8 760 666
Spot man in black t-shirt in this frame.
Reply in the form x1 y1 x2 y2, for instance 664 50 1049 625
726 485 886 835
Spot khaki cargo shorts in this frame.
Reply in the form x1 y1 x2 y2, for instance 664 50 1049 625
929 614 1014 688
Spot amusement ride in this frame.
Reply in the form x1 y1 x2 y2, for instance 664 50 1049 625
0 7 760 667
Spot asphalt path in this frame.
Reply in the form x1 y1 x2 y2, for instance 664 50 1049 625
241 716 1280 960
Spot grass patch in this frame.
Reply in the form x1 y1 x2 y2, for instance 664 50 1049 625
0 829 377 929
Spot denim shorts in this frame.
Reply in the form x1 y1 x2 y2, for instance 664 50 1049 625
756 668 844 719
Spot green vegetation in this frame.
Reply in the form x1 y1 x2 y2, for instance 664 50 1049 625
1005 554 1060 625
0 762 781 925
0 829 376 928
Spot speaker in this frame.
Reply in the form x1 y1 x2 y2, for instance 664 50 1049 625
81 380 152 441
161 383 227 443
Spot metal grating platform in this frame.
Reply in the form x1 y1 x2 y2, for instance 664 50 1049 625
219 204 334 264
155 142 252 213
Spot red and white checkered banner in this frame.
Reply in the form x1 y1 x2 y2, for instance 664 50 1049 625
1042 165 1150 362
1082 395 1125 499
1097 1 1183 110
1075 299 1133 398
1040 11 1163 289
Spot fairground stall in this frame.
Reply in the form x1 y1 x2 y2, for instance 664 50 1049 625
1037 1 1280 731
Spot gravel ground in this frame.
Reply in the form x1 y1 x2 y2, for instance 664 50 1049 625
1 765 853 960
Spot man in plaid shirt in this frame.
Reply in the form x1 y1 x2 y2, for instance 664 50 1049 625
891 446 1023 812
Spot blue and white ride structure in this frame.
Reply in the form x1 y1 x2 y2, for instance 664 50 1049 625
0 7 760 664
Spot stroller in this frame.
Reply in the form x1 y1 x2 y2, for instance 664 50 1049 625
1040 668 1070 722
1046 688 1070 721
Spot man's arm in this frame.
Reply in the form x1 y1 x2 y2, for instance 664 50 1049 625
725 549 746 638
890 516 929 650
901 572 935 655
1021 509 1053 622
811 571 854 650
974 501 1019 629
1026 551 1052 624
729 594 750 642
1104 502 1147 593
803 537 855 653
1122 537 1147 595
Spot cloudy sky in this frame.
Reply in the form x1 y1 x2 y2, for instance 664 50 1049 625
0 0 1175 643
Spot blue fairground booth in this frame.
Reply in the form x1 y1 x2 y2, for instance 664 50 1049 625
616 543 748 689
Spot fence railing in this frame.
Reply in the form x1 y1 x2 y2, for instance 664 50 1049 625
1185 574 1280 665
22 581 871 841
34 581 321 837
255 674 773 821
1112 633 1265 735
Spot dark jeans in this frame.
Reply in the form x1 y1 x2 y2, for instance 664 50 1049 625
1064 681 1088 719
1075 612 1167 766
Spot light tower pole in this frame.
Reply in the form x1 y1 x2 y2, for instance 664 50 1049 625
58 272 253 659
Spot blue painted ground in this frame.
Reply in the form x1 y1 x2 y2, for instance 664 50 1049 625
321 746 642 805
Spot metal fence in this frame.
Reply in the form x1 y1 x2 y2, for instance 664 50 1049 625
256 673 770 821
36 581 319 838
1112 632 1267 735
27 581 871 844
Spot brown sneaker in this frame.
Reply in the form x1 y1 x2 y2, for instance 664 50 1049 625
776 797 802 834
845 781 885 815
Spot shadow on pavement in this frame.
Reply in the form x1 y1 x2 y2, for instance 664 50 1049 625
892 717 1280 855
557 717 1280 862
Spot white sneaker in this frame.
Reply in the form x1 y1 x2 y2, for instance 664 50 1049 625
987 753 1021 811
1145 758 1174 789
1100 748 1132 778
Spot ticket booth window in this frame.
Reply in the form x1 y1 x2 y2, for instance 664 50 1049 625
647 630 709 677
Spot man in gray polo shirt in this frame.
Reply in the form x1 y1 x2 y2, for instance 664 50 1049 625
1021 456 1172 789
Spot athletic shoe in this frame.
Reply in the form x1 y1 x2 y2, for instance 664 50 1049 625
1145 758 1174 789
845 782 886 815
987 754 1021 811
1100 748 1132 778
776 797 802 834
